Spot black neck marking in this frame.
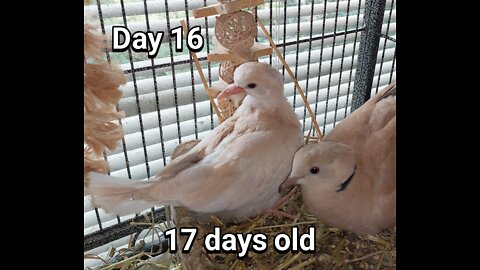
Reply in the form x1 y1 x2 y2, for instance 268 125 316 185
336 165 356 192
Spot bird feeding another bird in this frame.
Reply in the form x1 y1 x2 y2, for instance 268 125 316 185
281 84 396 235
87 62 304 221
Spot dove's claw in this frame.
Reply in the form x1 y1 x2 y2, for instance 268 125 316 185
275 185 298 208
263 186 299 220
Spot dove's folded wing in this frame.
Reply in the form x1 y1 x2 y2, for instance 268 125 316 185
155 146 206 180
167 129 302 214
155 116 239 180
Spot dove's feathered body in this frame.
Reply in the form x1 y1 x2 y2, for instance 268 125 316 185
88 62 303 220
288 84 396 235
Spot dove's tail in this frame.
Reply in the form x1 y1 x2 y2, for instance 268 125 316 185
86 172 159 216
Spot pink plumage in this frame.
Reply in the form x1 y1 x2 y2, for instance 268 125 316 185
284 83 396 235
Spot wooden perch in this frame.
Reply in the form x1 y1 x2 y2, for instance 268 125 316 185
192 0 264 18
207 42 272 62
208 80 229 97
180 20 225 123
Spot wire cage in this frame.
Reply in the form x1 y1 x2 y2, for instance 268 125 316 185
84 0 396 267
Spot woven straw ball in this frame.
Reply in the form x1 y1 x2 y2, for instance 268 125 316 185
215 11 257 51
219 61 239 84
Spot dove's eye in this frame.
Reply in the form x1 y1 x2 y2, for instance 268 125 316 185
310 167 320 174
247 83 257 88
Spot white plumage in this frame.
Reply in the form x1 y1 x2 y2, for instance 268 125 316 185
87 62 303 221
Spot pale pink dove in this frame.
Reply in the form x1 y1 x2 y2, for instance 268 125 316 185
87 62 304 221
282 83 396 234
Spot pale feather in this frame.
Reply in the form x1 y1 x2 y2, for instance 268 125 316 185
297 83 396 234
87 62 303 220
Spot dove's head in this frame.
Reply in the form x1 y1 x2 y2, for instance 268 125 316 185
281 141 357 199
218 62 284 101
282 141 394 235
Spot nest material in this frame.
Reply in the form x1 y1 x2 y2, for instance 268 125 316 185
215 11 257 51
173 193 396 270
169 192 396 269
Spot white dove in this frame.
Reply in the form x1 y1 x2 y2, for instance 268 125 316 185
282 83 396 235
87 62 304 221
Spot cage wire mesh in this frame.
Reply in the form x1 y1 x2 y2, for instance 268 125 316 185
84 0 396 266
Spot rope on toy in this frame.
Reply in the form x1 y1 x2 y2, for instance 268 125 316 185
84 22 126 186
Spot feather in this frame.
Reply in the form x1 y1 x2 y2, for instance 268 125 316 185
287 83 396 235
87 62 303 220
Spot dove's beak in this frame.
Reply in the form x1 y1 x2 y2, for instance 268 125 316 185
279 176 303 193
217 84 246 100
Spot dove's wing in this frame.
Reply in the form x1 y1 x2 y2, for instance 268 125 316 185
325 83 396 222
326 83 395 141
156 126 302 215
325 84 396 183
365 91 396 195
155 115 239 180
155 147 206 180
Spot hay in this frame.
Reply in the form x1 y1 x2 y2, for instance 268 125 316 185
172 188 396 270
86 187 395 270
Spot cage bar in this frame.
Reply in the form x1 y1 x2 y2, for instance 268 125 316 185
351 0 387 111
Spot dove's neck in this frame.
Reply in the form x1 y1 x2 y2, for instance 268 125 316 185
236 94 301 130
302 170 392 235
241 94 287 112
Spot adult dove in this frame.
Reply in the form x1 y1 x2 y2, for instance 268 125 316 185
87 62 303 221
282 83 396 234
